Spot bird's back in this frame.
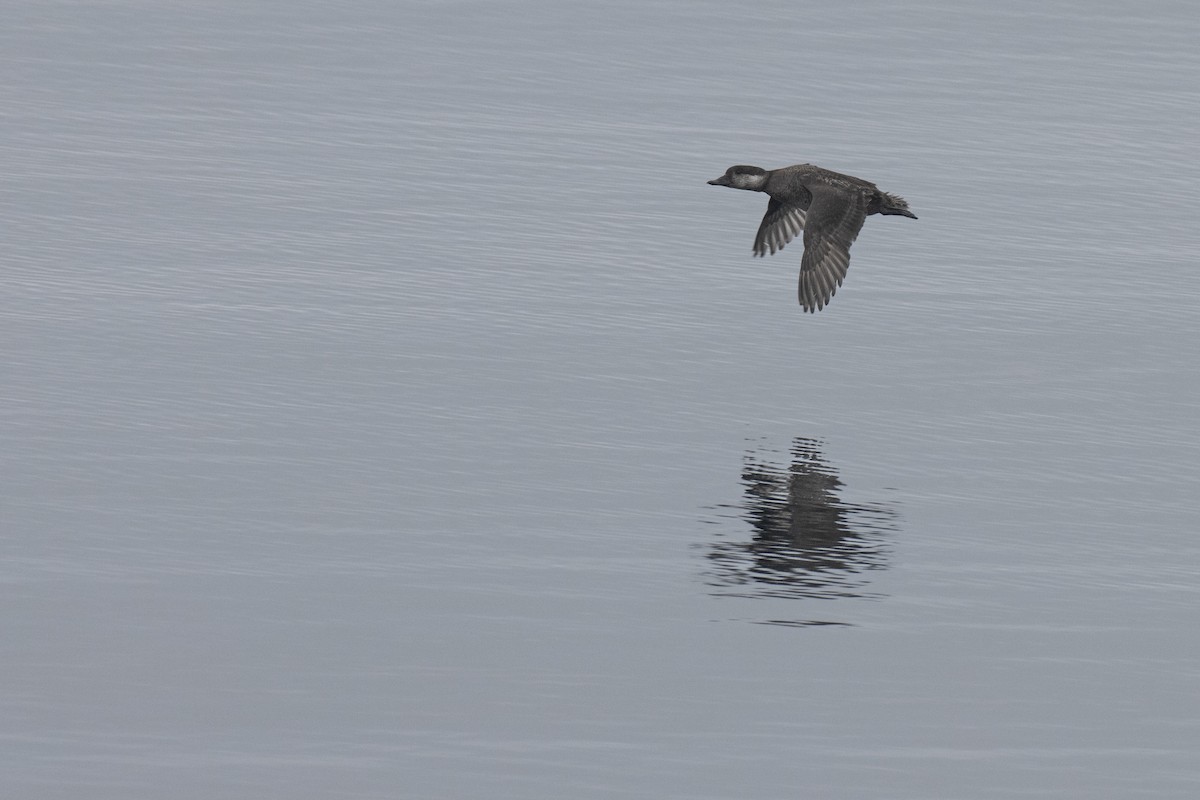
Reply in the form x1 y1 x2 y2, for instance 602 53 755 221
764 164 879 200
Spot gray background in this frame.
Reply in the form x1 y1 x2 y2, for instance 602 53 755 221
4 0 1200 797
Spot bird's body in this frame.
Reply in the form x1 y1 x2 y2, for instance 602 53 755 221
707 164 916 312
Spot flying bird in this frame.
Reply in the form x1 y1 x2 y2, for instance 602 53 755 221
708 163 916 312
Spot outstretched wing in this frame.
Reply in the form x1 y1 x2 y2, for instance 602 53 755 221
797 185 868 312
753 198 808 257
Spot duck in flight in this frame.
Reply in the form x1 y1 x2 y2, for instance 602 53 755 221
707 164 917 312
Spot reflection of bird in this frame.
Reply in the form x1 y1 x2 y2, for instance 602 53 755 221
704 439 897 601
742 441 853 548
707 164 917 312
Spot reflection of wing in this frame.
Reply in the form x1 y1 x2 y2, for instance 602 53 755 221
797 185 869 312
753 198 808 257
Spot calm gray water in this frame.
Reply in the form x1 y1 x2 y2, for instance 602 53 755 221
4 1 1200 797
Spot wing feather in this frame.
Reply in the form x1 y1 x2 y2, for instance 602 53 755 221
753 197 809 257
796 185 869 312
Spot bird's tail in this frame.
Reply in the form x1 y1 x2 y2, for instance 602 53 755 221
878 192 918 219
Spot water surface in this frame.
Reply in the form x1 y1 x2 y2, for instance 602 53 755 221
4 1 1200 797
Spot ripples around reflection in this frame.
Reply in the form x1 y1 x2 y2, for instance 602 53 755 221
705 438 898 601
